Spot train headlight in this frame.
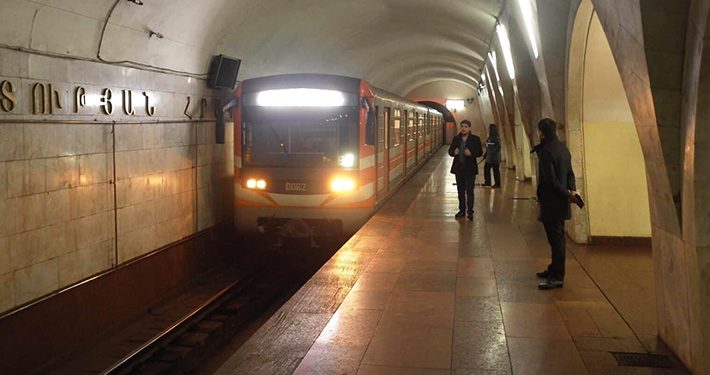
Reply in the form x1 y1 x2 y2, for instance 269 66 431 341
338 153 355 168
330 177 356 192
246 178 266 190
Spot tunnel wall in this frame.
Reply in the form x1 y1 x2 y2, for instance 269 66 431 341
0 49 234 315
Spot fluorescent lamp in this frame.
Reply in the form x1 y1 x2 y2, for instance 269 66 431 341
256 88 345 107
446 99 465 111
518 0 539 59
496 24 516 80
488 51 502 84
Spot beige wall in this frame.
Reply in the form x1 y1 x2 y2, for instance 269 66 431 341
582 13 651 238
0 49 233 314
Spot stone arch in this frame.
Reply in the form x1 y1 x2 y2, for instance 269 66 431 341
566 0 651 244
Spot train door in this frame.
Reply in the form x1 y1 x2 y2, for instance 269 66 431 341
413 112 419 166
407 111 415 172
403 110 409 176
380 107 390 199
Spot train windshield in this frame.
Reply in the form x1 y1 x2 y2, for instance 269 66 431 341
242 106 359 167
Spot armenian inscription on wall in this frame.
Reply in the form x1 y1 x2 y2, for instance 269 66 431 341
0 78 214 120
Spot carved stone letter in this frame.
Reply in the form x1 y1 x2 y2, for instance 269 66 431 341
101 88 114 115
143 92 155 117
75 86 86 113
122 89 135 115
32 83 48 114
184 96 193 119
199 98 208 119
0 80 17 112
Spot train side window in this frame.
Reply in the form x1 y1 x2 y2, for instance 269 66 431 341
407 112 415 142
391 108 401 147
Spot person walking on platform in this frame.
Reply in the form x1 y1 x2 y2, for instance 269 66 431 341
532 118 583 289
482 123 502 188
448 120 483 220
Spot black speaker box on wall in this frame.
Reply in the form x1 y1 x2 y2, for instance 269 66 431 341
208 55 241 89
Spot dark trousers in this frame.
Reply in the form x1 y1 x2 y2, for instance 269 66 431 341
455 173 475 213
484 162 501 186
542 220 566 280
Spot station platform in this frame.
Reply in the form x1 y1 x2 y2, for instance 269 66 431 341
212 149 686 375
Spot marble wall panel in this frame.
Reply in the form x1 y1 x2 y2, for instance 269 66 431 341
14 258 58 306
0 272 14 312
0 237 9 276
0 49 230 315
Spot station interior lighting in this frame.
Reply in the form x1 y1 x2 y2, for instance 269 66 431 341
517 0 540 59
446 99 465 111
488 51 502 84
256 88 345 107
496 24 516 80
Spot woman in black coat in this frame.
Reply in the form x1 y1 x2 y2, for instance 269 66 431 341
448 120 483 220
482 123 502 188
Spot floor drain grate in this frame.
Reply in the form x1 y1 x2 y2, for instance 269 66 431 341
611 352 675 368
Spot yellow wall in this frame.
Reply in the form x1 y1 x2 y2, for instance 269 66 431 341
582 12 651 238
583 122 651 237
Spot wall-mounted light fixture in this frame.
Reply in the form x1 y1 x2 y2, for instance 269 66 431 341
126 0 144 5
149 30 164 39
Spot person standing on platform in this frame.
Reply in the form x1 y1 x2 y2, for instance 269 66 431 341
482 123 502 188
448 120 483 220
532 118 583 289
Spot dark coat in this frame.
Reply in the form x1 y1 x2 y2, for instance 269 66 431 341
448 133 483 176
534 137 576 222
485 135 502 164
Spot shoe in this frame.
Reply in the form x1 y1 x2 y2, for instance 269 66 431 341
492 185 501 188
455 211 465 218
538 278 564 289
467 212 473 220
536 270 549 279
482 183 491 187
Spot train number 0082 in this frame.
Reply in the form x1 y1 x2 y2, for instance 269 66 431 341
285 182 307 192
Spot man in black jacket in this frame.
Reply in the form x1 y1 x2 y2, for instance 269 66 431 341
448 120 483 220
532 118 582 289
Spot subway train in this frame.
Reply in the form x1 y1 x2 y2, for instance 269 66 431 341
233 74 444 241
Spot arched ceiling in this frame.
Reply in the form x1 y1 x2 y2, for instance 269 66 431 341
1 0 503 96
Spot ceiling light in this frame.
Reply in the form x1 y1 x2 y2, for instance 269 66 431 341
518 0 540 59
496 24 516 80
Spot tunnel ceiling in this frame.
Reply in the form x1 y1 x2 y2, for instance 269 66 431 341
3 0 504 96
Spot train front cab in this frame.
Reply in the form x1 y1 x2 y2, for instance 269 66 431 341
234 75 378 237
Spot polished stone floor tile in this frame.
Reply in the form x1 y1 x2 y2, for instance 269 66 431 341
452 320 511 372
507 337 587 374
340 290 392 311
501 302 571 339
456 277 498 297
352 271 400 292
381 290 455 328
394 270 457 292
361 320 453 369
358 364 451 375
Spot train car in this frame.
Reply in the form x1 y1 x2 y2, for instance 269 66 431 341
233 74 443 240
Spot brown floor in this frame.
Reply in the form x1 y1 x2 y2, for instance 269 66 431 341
215 150 689 375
